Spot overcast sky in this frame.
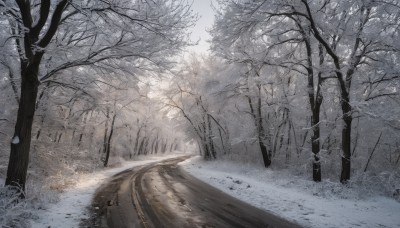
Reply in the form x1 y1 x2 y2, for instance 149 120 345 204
188 0 215 54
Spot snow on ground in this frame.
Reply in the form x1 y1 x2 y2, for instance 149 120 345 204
30 152 188 228
180 156 400 228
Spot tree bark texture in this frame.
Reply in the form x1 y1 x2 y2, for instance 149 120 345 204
6 63 40 193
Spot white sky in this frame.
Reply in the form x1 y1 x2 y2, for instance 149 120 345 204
187 0 215 54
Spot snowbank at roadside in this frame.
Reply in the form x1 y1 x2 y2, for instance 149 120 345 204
180 156 400 228
30 152 188 228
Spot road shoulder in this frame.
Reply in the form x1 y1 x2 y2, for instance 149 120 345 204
179 156 400 228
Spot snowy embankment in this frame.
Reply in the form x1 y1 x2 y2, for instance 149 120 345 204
30 152 188 228
180 156 400 228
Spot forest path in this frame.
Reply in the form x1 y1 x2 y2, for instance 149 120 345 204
90 156 301 228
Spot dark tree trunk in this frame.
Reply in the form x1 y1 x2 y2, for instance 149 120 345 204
150 139 156 154
202 119 211 159
259 142 271 167
300 25 324 182
155 140 159 154
5 0 69 195
339 82 352 183
247 94 271 168
285 119 292 162
143 137 150 155
102 108 110 156
218 128 226 155
272 111 287 157
340 113 352 183
6 63 40 193
103 113 116 167
151 133 159 154
78 112 89 147
257 86 272 167
57 132 63 143
129 129 133 158
207 114 216 159
162 139 167 154
138 137 146 155
311 107 322 182
203 142 210 159
134 123 142 155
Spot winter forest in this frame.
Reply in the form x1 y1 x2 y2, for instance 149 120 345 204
0 0 400 227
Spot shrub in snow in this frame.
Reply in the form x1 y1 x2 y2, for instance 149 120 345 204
0 187 33 228
0 174 60 227
193 158 400 202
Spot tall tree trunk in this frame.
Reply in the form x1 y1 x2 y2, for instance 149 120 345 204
257 84 272 167
310 44 324 182
218 128 226 155
151 133 159 154
5 0 69 195
161 139 167 154
311 104 322 181
207 114 216 159
285 118 292 163
138 137 146 155
143 137 150 155
201 116 211 159
247 94 271 167
273 111 287 157
298 22 324 182
102 108 110 156
6 63 40 193
134 122 142 155
104 112 116 167
340 106 352 183
78 112 89 147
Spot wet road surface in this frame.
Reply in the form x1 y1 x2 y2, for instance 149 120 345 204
90 156 301 228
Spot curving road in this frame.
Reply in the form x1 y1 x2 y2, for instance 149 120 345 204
90 156 301 228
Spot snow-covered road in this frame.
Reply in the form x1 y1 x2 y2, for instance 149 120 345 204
93 156 298 228
30 153 189 228
30 153 400 228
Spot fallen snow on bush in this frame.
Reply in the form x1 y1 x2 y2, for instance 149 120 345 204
180 156 400 228
30 152 187 228
0 186 34 228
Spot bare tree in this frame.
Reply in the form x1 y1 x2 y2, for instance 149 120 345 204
211 0 400 183
0 0 195 193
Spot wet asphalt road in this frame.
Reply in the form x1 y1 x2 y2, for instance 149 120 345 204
90 156 301 228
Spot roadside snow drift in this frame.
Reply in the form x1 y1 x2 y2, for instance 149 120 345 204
180 156 400 228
